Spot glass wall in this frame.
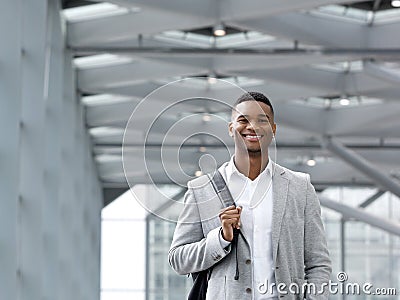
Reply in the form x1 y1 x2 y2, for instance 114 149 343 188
322 187 400 299
147 216 191 300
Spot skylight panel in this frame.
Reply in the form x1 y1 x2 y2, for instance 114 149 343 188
81 94 136 106
310 5 370 24
63 2 139 23
74 54 135 69
89 127 125 137
293 96 383 109
216 31 276 48
374 7 400 24
155 76 264 89
312 60 364 73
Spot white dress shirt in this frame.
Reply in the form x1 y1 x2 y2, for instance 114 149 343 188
218 156 278 299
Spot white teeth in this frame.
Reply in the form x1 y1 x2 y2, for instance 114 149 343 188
245 135 261 138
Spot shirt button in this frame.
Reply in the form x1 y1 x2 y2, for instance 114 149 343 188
246 288 252 294
245 259 251 265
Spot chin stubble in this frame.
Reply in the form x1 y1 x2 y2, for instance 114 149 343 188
247 148 261 154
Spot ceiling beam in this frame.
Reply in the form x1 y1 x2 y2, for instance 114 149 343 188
77 59 209 91
231 12 400 49
67 9 213 47
94 142 400 150
364 61 400 84
219 0 367 22
323 137 400 198
101 0 216 19
358 189 385 208
71 46 400 57
320 196 400 236
237 67 392 94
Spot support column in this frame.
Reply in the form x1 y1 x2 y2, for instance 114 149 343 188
58 48 77 300
0 1 22 299
340 217 346 300
43 0 63 299
0 2 103 299
19 0 48 299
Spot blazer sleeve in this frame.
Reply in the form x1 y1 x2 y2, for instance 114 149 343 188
168 185 232 275
304 174 332 300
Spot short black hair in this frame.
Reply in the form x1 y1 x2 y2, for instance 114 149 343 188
233 91 274 115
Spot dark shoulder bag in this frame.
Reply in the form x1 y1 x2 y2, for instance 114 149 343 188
187 170 239 300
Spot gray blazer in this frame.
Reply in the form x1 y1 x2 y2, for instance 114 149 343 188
169 162 332 299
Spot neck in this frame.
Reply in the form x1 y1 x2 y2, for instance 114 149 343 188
234 149 269 180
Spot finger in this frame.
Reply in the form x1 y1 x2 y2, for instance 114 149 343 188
221 217 240 225
234 217 241 229
221 209 241 216
222 219 239 228
221 218 239 224
218 206 238 217
219 205 236 214
220 214 240 220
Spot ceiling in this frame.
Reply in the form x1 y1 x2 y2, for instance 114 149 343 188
62 0 400 197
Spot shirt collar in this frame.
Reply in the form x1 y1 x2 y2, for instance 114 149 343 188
225 155 273 183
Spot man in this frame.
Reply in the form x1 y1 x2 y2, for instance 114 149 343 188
169 92 332 299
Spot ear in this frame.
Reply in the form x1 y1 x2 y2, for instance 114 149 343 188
272 123 277 136
228 121 234 137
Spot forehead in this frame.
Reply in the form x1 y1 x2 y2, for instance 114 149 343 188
232 101 273 117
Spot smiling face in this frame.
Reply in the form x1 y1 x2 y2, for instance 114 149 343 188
229 100 276 156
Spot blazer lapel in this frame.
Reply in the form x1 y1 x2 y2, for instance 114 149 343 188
271 164 289 266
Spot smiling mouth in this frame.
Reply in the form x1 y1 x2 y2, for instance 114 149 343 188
242 134 263 141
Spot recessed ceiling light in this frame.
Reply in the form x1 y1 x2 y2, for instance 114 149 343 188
207 76 217 84
340 98 350 106
306 159 316 167
213 24 226 37
202 114 211 122
392 0 400 8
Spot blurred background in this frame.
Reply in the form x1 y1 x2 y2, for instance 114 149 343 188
1 0 400 299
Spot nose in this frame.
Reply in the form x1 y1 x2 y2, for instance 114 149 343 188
246 121 259 131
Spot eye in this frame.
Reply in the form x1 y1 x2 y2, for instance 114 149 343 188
237 118 248 123
259 119 269 123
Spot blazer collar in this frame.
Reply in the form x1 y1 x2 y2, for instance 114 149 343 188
271 163 289 266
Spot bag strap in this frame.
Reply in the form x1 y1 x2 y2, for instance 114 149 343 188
208 170 241 280
208 170 236 208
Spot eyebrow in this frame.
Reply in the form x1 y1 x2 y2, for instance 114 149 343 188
236 114 270 119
